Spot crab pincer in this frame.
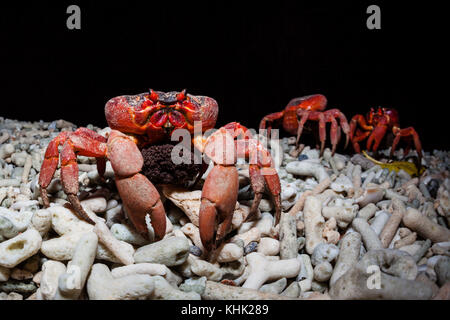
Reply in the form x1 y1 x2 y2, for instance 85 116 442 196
196 123 281 252
107 130 166 240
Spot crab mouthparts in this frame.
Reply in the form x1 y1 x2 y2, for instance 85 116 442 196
150 109 186 130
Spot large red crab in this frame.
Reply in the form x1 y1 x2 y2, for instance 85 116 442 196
349 107 423 164
259 94 350 155
39 89 281 251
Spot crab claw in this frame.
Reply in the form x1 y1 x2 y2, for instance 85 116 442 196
115 174 166 240
199 165 239 251
197 123 282 251
107 130 166 240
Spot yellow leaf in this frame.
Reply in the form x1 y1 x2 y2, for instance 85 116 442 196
362 151 424 177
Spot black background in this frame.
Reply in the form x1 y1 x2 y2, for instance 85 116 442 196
0 1 444 150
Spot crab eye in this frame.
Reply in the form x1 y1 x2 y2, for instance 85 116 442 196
176 89 187 102
149 89 159 102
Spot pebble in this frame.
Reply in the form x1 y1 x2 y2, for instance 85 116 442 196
81 197 107 213
0 281 37 294
0 229 42 268
244 241 258 255
427 179 440 198
0 144 15 160
311 243 339 266
179 276 207 295
257 237 280 256
313 261 333 282
330 174 353 193
110 223 149 246
134 236 190 266
258 199 274 212
11 151 28 167
189 245 203 257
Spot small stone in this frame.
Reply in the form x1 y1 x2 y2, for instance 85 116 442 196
313 261 333 282
260 278 287 294
297 237 306 251
179 276 207 295
298 154 308 161
427 179 440 199
244 241 258 255
133 236 190 266
311 280 328 293
258 199 274 212
281 185 297 202
189 245 203 257
435 256 450 286
4 292 23 300
0 280 37 294
80 197 107 213
311 243 339 266
10 268 33 281
0 229 42 268
11 152 28 167
331 174 353 193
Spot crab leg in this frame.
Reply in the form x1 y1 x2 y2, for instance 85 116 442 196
39 132 70 207
60 132 108 223
107 130 166 240
390 127 423 165
317 112 327 155
366 123 388 153
72 128 107 178
329 116 340 155
60 141 97 224
248 164 265 219
351 130 372 153
261 168 282 224
247 156 281 224
350 114 373 141
39 129 108 223
325 109 350 150
296 109 311 147
235 128 282 223
259 111 285 139
297 108 349 156
298 110 327 155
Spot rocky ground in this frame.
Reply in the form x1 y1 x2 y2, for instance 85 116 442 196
0 116 449 300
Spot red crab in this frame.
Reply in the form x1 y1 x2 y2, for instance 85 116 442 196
39 89 281 251
349 107 423 164
259 94 350 155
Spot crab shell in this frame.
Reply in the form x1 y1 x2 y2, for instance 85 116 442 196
105 90 219 144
